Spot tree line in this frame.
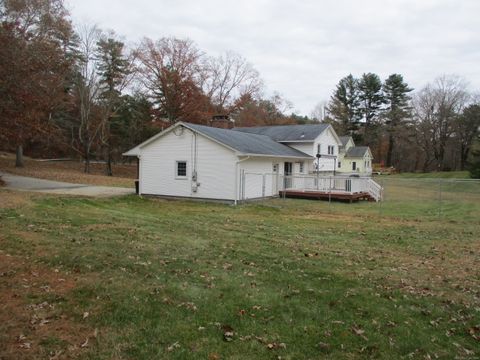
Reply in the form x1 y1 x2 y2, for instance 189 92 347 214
321 73 480 174
0 0 300 174
1 0 479 176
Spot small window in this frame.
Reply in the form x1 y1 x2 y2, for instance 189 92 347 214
299 162 304 173
317 144 321 155
338 161 341 168
352 161 357 171
176 161 187 178
328 145 335 155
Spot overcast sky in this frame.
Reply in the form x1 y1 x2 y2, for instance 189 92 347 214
68 0 480 116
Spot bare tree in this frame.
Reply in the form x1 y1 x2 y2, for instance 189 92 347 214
413 75 470 170
202 51 262 113
413 75 470 171
72 24 103 173
310 101 328 122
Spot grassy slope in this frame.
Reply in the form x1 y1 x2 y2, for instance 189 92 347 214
1 191 479 359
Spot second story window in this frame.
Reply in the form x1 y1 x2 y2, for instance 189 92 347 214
328 145 335 155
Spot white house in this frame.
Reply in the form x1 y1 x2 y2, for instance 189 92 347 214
124 122 376 203
233 123 342 174
337 136 373 176
124 122 313 203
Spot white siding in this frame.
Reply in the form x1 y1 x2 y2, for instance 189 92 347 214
139 129 238 200
313 127 341 173
284 143 315 173
282 127 342 174
240 158 280 200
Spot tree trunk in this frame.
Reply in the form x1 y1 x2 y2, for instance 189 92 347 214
386 133 394 168
460 144 468 171
105 146 113 177
84 151 90 173
15 145 24 168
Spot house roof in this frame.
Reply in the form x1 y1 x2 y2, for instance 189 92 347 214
123 122 313 159
345 146 370 158
339 136 353 147
232 124 329 142
185 123 312 158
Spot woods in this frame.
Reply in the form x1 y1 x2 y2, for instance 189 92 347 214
1 0 479 177
323 73 480 175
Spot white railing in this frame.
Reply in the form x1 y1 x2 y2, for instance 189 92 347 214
280 175 383 201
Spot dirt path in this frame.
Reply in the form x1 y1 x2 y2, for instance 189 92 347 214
0 172 134 197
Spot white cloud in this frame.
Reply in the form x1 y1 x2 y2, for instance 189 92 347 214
67 0 480 115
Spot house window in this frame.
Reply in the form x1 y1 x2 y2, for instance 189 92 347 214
328 145 335 155
352 161 357 171
317 144 321 155
176 161 187 178
338 161 341 168
299 162 304 173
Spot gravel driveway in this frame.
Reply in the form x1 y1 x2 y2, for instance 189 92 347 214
0 172 135 197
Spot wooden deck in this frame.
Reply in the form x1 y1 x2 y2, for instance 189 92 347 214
279 190 374 202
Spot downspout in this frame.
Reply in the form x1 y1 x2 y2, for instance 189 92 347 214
137 155 141 195
234 155 250 205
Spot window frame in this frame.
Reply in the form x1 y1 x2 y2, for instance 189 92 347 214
175 160 188 179
299 161 305 173
352 161 357 171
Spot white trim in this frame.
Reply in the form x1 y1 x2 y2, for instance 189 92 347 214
175 160 188 179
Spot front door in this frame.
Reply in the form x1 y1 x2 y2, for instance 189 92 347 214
284 162 293 189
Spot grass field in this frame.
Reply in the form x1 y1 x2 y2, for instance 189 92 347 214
0 152 136 188
1 187 479 359
385 171 471 179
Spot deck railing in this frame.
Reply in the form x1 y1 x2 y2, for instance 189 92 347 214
281 174 383 201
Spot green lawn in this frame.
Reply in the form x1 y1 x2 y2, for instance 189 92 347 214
1 190 479 359
385 171 470 179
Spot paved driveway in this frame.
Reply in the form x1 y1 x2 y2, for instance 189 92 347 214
0 172 135 197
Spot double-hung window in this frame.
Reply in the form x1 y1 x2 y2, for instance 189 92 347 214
328 145 335 155
176 161 187 179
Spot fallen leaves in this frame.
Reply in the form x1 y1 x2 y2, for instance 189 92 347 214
351 325 368 341
222 324 234 342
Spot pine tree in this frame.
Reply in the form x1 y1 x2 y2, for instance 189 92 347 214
383 74 413 167
358 73 384 145
327 74 362 136
96 36 132 175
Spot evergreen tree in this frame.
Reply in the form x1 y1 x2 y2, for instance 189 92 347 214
327 74 362 136
96 36 132 175
358 73 384 145
383 74 413 167
468 145 480 178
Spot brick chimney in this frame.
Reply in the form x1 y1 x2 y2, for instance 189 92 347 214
209 115 233 129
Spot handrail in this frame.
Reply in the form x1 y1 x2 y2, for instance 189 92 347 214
278 175 383 202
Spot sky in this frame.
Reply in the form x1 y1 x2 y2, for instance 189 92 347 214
68 0 480 116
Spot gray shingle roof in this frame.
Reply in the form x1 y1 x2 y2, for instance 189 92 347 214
184 123 312 159
339 136 352 147
345 146 369 157
232 124 329 142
